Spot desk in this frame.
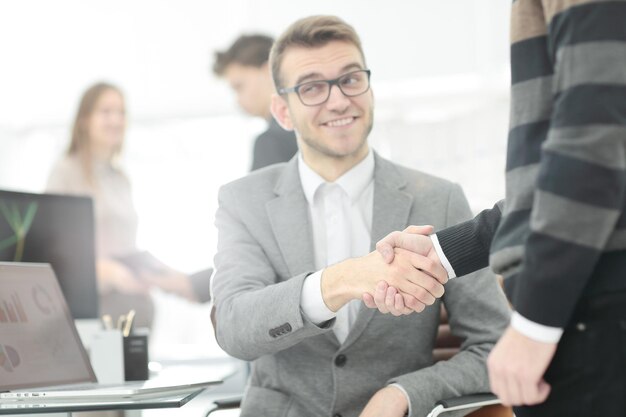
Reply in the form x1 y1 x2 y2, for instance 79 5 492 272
0 360 241 417
141 358 246 417
0 389 203 417
0 359 245 417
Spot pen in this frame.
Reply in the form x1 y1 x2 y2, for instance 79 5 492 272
117 314 126 331
101 314 113 330
123 309 136 337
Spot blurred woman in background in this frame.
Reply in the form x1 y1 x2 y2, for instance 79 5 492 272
47 82 206 327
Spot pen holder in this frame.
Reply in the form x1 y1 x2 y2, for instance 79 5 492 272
90 329 125 384
123 328 149 381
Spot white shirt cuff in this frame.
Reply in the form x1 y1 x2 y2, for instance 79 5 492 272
389 383 411 416
430 234 456 279
510 311 563 344
300 270 336 324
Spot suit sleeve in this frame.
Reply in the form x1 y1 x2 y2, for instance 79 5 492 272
389 185 510 417
436 201 503 277
211 185 333 361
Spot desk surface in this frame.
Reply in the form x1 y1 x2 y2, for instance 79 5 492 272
0 354 243 417
0 389 203 415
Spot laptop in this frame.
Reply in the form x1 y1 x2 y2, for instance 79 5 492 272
0 262 227 402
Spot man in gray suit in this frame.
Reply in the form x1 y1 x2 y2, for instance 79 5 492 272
211 15 510 417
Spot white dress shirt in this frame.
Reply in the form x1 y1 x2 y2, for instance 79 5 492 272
298 151 374 344
430 235 563 343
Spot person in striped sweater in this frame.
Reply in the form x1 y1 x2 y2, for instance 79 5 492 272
367 1 626 415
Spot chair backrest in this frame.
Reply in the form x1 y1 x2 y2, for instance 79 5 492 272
433 306 463 361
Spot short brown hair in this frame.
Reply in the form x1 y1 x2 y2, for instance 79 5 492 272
269 15 365 90
213 34 274 76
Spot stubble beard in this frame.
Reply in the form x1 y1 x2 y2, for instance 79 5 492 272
298 107 374 160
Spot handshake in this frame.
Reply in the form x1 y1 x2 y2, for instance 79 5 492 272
320 225 447 316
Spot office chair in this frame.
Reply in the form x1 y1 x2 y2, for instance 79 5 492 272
205 396 242 416
205 304 513 417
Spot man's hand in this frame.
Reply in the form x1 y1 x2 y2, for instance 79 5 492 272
362 281 416 316
359 386 408 417
140 270 198 302
96 259 149 295
376 225 435 263
321 248 445 312
487 326 556 406
363 225 446 315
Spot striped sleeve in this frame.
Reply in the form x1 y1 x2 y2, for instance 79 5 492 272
510 0 626 327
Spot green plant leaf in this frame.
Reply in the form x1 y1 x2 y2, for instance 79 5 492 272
20 202 38 236
0 202 17 231
0 235 18 252
13 203 23 229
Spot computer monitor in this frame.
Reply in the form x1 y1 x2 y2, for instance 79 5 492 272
0 189 99 318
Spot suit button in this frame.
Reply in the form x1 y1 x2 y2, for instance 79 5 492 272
335 354 347 367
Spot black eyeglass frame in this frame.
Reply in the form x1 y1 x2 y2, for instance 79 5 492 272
277 69 372 106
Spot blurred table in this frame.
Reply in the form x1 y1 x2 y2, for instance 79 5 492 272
0 389 203 417
0 358 244 417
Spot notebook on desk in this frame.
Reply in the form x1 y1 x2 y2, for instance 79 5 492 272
0 262 224 402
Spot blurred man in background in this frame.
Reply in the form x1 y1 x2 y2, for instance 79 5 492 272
213 34 298 171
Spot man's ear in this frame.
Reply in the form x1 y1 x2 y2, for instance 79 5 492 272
270 93 294 131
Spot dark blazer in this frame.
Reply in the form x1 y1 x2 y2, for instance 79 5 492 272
251 117 298 171
436 201 503 277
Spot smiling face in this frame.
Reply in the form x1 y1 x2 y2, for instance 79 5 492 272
271 41 373 170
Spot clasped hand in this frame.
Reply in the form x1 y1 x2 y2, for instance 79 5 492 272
361 225 447 315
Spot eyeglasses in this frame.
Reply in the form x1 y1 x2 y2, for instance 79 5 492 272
278 69 371 106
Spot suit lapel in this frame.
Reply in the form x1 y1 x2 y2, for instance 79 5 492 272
341 154 414 349
265 154 414 350
266 159 340 347
266 158 316 278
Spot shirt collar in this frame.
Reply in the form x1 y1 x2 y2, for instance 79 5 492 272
298 150 375 204
335 150 374 202
299 153 326 204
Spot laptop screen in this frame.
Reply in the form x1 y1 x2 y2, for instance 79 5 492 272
0 262 96 391
0 189 99 319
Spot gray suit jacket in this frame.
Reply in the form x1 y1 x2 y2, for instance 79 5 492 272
212 153 510 417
